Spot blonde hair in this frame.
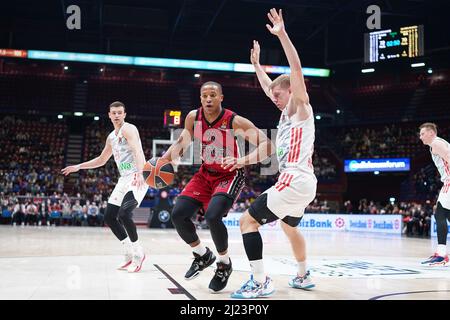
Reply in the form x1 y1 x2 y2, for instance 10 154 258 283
419 122 437 134
269 74 290 91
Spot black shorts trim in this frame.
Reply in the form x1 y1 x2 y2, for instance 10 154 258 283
212 192 235 201
248 193 303 227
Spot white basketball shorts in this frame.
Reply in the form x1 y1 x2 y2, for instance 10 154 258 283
108 173 148 207
264 171 317 219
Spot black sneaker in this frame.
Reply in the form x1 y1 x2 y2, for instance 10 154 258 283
208 259 233 293
184 247 216 280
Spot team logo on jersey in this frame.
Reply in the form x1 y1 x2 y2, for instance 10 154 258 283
277 147 284 157
221 120 228 129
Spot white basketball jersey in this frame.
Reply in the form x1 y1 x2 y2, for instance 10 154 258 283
276 108 315 177
430 136 450 183
108 123 138 177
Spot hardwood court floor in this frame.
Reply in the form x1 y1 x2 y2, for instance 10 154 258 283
0 225 449 300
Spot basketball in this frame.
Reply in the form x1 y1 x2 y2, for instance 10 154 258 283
143 157 175 189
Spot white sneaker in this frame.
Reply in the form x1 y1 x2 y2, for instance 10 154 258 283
117 252 133 271
127 252 146 273
288 271 315 289
231 275 275 299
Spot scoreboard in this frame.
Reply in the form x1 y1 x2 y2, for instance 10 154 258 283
163 110 182 128
364 25 424 63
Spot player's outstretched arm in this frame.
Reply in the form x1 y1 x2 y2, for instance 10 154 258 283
61 137 112 176
267 8 310 113
251 40 274 102
221 116 274 171
162 110 196 163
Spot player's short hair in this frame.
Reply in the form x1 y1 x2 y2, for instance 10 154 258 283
109 101 126 112
419 122 437 134
200 81 223 94
269 74 291 91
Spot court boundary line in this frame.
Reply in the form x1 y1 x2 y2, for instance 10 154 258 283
369 289 450 300
154 264 196 300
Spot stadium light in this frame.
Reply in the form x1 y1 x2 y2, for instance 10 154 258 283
336 109 341 114
94 116 100 121
74 112 83 116
361 68 375 73
411 62 425 68
57 114 63 119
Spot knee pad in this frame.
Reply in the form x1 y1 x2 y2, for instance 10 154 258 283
171 197 201 225
119 192 138 219
204 195 233 224
104 203 120 223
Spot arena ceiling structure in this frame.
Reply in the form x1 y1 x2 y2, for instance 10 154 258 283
0 0 449 68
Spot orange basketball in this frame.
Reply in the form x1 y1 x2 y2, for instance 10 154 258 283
143 157 175 189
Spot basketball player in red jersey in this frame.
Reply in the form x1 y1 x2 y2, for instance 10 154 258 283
162 81 272 293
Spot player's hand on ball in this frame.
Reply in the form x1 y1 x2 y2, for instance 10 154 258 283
221 157 245 171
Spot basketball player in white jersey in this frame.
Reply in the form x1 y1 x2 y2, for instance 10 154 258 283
61 101 147 272
226 8 317 299
419 122 450 266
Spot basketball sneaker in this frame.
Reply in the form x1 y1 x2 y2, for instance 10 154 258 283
117 252 133 270
209 260 233 293
289 271 315 289
231 275 275 299
421 253 449 266
127 252 146 273
185 247 216 280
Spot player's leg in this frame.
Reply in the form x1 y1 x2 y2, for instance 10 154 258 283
118 191 146 272
422 201 450 266
203 195 234 292
281 217 315 289
171 195 216 279
104 202 133 269
206 169 245 292
231 193 276 299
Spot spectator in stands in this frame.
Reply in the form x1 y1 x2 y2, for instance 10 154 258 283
61 200 72 226
12 201 25 226
49 200 62 226
25 200 38 226
71 200 83 226
87 201 99 226
344 200 353 214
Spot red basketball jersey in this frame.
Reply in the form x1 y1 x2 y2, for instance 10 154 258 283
193 107 239 174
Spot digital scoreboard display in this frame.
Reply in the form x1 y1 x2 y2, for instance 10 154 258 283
163 110 182 128
364 25 424 63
